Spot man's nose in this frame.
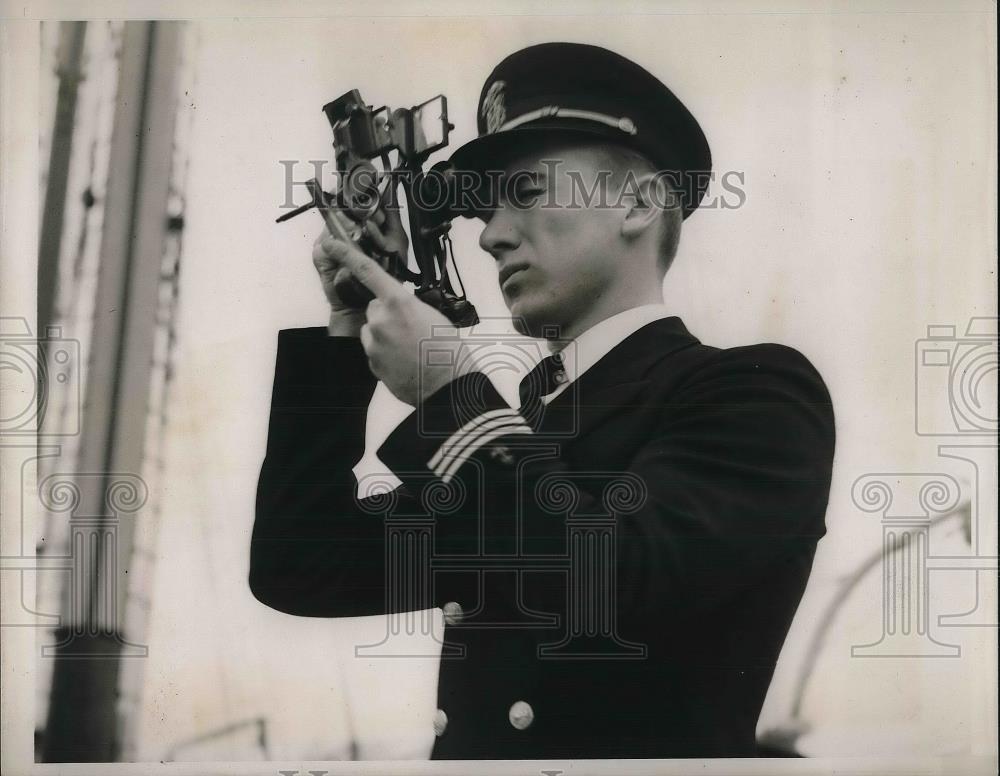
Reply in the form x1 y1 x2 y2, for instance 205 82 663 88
478 206 521 257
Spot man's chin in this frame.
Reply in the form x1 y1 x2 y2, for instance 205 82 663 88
507 303 564 340
511 315 532 337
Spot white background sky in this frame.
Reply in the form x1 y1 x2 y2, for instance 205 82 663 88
7 1 997 766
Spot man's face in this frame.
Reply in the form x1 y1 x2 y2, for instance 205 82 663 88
475 142 625 338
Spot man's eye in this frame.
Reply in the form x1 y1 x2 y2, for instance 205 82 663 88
514 186 544 204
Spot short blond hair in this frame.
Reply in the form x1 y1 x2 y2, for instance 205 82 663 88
591 142 683 274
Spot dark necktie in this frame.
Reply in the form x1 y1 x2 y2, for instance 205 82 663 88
517 353 567 430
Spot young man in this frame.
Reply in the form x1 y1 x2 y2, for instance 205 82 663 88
250 43 836 759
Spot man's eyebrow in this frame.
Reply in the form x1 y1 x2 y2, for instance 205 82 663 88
506 169 547 183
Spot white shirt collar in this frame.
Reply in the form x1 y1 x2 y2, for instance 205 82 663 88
543 304 672 402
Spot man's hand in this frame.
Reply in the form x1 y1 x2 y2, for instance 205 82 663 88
312 209 367 337
325 237 463 407
312 185 411 338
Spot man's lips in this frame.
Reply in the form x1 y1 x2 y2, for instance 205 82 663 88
499 263 530 289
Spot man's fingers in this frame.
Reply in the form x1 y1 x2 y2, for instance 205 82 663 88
359 322 375 353
313 236 340 271
332 209 360 238
325 238 403 299
380 186 407 232
317 210 361 244
363 220 392 253
313 213 359 259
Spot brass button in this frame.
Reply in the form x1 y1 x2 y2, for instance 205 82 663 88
442 601 464 626
434 708 448 737
553 369 567 385
508 700 534 730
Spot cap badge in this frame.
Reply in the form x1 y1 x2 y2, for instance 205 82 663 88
482 80 507 134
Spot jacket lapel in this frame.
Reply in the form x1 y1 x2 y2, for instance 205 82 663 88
537 317 700 439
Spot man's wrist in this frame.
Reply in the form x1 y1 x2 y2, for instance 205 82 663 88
327 308 365 337
417 341 483 404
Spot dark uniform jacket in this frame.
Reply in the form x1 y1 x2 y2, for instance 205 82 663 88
249 316 836 759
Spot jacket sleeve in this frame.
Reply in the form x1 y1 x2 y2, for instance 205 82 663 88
376 343 836 624
249 327 388 617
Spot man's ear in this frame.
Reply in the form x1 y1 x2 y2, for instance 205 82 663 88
620 172 669 240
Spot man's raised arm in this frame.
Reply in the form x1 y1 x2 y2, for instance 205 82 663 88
249 219 404 617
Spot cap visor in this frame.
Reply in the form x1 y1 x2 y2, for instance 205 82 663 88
446 122 703 219
447 124 634 175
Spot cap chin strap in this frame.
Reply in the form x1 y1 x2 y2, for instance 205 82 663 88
495 106 638 136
